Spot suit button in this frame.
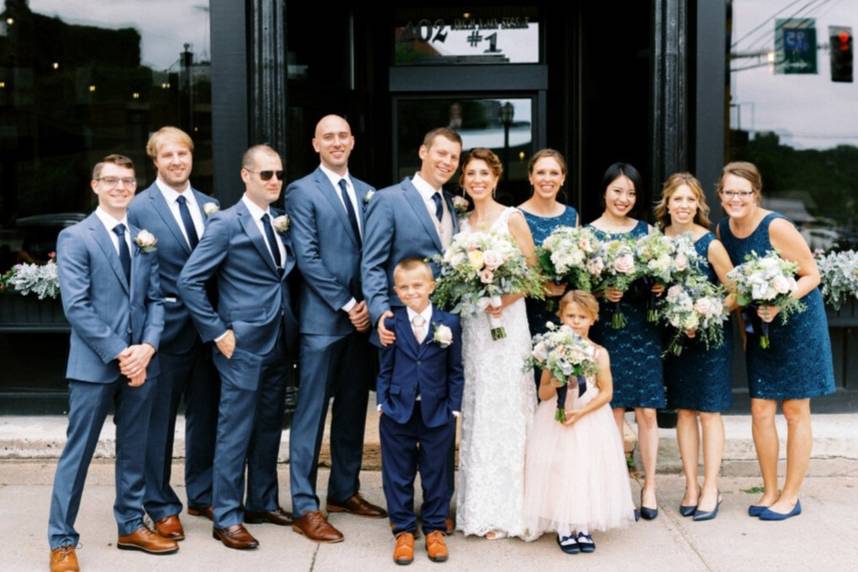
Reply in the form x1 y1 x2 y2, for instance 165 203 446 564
416 360 421 365
127 328 132 334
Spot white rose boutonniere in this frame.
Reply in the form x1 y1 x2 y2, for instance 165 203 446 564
134 230 158 253
452 195 469 215
432 323 453 348
272 214 290 234
203 202 220 217
363 189 375 204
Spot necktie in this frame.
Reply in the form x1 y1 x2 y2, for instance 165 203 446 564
176 195 199 249
338 178 361 244
411 314 426 344
431 192 444 223
113 223 131 282
261 213 282 269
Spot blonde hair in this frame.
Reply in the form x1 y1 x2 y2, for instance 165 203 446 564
653 172 711 228
146 126 194 159
393 257 434 283
557 290 599 322
716 161 763 199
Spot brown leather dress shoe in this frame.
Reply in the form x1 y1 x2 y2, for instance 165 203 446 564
326 492 388 518
212 524 259 550
154 514 185 540
393 531 415 565
188 505 214 520
291 511 344 543
117 526 179 554
425 530 449 562
244 506 293 526
50 546 79 572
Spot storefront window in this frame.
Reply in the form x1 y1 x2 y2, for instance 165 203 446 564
728 0 858 252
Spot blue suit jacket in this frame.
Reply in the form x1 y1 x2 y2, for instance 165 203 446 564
128 183 219 352
376 307 464 428
362 178 460 328
56 212 164 383
178 199 298 357
285 168 372 336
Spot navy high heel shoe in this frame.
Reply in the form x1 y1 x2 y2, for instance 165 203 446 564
639 490 658 521
692 492 722 521
759 500 801 521
679 487 700 517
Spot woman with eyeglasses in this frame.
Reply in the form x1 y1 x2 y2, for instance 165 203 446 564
716 161 835 521
654 173 736 522
587 162 664 521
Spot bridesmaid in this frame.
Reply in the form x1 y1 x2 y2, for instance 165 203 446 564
716 161 835 521
518 149 579 391
654 173 736 521
587 162 664 520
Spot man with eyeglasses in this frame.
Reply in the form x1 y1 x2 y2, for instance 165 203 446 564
128 127 221 541
49 154 176 572
179 145 298 550
285 115 386 544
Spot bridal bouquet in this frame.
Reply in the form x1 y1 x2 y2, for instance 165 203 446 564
815 249 858 310
593 238 639 329
634 231 702 321
727 250 805 349
658 279 728 356
537 226 601 291
526 322 600 422
433 231 543 340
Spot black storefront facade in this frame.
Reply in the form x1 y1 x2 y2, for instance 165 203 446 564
2 0 856 413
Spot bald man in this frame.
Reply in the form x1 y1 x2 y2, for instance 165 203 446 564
285 115 386 543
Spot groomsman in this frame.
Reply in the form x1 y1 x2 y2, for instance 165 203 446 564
286 115 386 544
128 126 220 540
362 127 463 534
179 145 298 550
49 154 176 572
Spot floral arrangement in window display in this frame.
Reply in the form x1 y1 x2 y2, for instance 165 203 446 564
0 253 60 300
815 249 858 310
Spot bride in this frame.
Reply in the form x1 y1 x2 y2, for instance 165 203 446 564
455 147 538 540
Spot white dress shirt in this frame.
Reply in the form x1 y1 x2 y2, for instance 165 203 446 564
319 164 361 313
94 207 132 256
241 195 287 267
156 177 205 247
411 172 453 249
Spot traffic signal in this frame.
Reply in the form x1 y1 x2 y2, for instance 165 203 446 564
830 26 853 83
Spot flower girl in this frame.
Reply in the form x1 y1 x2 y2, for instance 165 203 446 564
523 290 636 554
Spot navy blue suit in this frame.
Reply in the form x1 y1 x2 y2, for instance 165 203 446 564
285 168 377 515
128 183 220 519
377 307 463 535
178 199 298 528
48 212 164 549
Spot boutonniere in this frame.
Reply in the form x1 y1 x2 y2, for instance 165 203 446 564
452 195 469 215
203 203 219 217
134 229 158 252
432 323 453 348
272 214 290 234
363 189 376 204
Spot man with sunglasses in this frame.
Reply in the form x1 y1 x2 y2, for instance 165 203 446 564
179 145 298 550
128 126 220 541
285 115 386 544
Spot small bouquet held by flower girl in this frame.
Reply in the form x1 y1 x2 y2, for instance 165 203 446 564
537 226 602 291
727 250 805 349
433 231 543 340
658 279 729 356
526 323 600 422
593 238 638 329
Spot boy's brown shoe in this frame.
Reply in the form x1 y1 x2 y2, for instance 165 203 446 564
426 530 449 562
393 531 415 565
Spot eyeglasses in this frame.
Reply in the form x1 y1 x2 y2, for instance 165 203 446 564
246 169 285 181
720 190 754 199
97 176 137 187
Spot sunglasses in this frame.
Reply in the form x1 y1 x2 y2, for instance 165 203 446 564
246 169 285 181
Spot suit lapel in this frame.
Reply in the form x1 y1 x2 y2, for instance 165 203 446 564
401 179 443 252
149 186 192 255
353 178 369 231
88 215 130 294
315 168 359 247
236 201 280 277
193 189 213 224
443 191 460 234
396 309 419 359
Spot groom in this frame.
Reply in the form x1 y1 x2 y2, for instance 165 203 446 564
362 127 463 533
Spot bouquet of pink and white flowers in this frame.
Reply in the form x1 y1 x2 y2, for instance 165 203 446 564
727 250 805 349
433 231 543 340
526 322 600 422
593 237 639 329
658 279 729 356
634 231 702 321
537 226 601 291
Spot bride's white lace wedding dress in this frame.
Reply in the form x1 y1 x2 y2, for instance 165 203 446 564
455 207 536 540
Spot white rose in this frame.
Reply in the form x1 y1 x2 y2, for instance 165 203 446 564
483 250 502 270
134 229 158 252
772 274 791 295
433 324 454 348
674 253 688 272
272 214 290 233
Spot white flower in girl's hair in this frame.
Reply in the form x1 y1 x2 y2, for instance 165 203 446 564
203 202 220 216
432 324 453 348
134 230 158 252
272 214 290 233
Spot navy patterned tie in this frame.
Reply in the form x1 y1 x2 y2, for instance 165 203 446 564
338 178 361 244
176 195 199 249
113 223 131 282
261 213 282 268
431 192 444 222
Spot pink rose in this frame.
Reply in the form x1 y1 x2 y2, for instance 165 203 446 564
614 254 635 274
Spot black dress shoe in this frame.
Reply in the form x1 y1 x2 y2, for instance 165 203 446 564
244 507 293 526
640 491 658 521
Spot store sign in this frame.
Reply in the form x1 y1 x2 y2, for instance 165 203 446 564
775 18 818 74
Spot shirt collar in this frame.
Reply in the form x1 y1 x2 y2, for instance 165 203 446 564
319 163 351 190
156 176 193 204
95 206 129 233
406 303 433 325
412 172 441 200
241 194 271 220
